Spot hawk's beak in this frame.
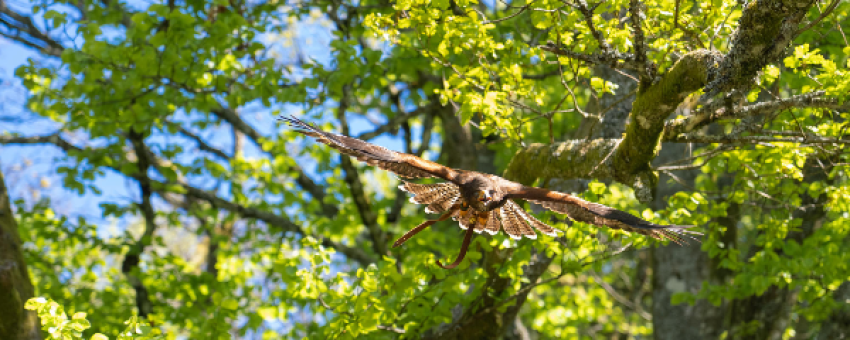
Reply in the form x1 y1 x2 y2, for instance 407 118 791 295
478 190 491 202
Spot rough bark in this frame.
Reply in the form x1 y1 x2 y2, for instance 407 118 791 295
438 105 480 172
703 0 819 97
730 287 798 340
0 167 42 340
576 64 638 140
652 243 721 340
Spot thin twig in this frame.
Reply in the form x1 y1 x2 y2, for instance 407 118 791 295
674 0 706 48
794 0 841 38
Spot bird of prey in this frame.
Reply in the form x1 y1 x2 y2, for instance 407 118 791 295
282 115 698 269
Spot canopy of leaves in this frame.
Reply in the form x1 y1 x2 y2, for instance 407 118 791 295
1 0 849 338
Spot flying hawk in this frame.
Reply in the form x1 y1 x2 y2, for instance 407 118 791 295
282 116 698 268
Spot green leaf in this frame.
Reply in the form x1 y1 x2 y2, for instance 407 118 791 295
222 299 239 310
257 307 278 320
432 0 450 10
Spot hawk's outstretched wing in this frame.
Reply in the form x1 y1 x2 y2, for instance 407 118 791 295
283 115 700 269
281 115 460 182
505 185 700 244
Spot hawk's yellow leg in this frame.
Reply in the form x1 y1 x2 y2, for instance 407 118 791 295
393 204 460 248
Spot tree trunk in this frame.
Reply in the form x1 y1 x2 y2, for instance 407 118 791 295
651 141 726 340
0 166 41 340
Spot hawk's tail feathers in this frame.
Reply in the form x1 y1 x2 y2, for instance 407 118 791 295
511 203 561 237
502 201 538 240
500 202 533 240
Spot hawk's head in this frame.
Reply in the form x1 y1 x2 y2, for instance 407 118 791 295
461 176 507 212
474 189 505 211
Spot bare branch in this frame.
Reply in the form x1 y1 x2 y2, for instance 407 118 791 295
654 144 736 171
211 106 339 217
175 124 231 160
793 0 841 38
590 269 652 320
669 133 850 145
482 3 531 24
573 0 613 54
539 42 638 71
663 91 846 139
0 133 378 266
0 0 65 56
673 0 706 49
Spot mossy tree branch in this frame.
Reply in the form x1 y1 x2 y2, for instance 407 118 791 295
506 50 721 201
611 50 722 200
507 0 819 203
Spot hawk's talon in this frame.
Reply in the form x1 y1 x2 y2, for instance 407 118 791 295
436 225 476 269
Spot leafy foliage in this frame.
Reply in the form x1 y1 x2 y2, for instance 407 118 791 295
25 297 161 340
1 0 849 338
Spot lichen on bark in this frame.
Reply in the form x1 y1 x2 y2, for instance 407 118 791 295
613 50 720 176
507 50 721 202
504 139 620 185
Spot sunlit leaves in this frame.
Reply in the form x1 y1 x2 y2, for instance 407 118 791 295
783 44 850 99
8 0 850 338
26 297 163 340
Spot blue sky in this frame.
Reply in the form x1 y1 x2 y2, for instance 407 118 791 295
0 3 446 338
1 36 138 226
0 4 419 233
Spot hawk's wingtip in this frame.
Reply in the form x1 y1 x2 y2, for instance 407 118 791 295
276 114 295 122
278 115 302 129
543 229 562 237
